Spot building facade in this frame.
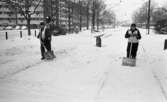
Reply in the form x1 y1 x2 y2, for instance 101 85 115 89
0 0 88 30
0 1 43 27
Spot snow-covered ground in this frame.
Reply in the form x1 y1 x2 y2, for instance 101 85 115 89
0 27 167 102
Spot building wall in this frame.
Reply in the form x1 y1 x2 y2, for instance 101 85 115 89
0 1 43 27
43 0 88 28
0 0 88 30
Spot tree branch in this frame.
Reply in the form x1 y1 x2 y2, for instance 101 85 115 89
4 0 28 19
30 0 42 15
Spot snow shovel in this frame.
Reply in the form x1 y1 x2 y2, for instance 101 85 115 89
44 50 55 60
41 42 56 60
122 43 136 67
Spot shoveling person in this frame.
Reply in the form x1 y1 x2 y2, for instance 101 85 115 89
122 23 141 66
37 16 55 60
125 23 141 59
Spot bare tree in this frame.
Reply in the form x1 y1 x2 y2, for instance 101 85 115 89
153 7 167 33
86 0 91 30
101 10 116 26
152 7 167 23
55 0 60 26
2 0 42 36
132 1 156 25
91 0 106 31
78 0 82 31
67 0 72 32
91 0 95 30
133 1 167 33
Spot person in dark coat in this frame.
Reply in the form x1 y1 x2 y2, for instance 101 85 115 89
37 16 54 60
125 23 141 59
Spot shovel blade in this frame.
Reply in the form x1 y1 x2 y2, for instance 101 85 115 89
44 50 56 60
122 57 136 67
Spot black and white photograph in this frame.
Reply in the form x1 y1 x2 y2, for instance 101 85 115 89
0 0 167 102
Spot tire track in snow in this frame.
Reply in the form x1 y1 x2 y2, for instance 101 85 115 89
0 59 14 65
139 43 167 100
0 61 43 79
93 71 110 102
152 70 167 101
96 71 110 95
93 60 115 102
94 56 121 98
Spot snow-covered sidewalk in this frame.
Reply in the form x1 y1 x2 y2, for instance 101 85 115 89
0 27 167 102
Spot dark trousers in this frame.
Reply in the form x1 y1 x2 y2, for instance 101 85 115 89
40 40 51 58
127 42 139 59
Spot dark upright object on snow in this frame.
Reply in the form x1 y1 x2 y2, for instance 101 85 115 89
96 36 101 47
20 31 22 38
6 32 8 40
164 39 167 50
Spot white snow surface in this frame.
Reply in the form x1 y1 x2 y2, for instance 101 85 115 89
0 27 167 102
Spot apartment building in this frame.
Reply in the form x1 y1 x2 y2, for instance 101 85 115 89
0 1 43 27
0 0 88 30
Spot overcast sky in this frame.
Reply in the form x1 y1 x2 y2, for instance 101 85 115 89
104 0 167 22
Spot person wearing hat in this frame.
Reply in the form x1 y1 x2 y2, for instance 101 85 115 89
37 16 54 60
125 23 141 59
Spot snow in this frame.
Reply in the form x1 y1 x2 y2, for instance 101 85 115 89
0 27 167 102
